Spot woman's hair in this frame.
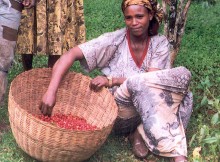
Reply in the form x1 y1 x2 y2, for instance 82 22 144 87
121 0 163 36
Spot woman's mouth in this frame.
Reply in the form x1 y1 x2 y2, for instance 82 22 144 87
131 28 141 32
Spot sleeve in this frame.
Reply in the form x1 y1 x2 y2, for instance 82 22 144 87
78 29 126 72
149 35 171 70
114 80 133 106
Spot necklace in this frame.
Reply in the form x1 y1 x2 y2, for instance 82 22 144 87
127 30 151 68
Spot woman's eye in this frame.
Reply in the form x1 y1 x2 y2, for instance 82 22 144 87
125 16 132 20
136 15 144 19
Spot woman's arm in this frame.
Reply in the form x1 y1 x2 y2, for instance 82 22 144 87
39 47 84 116
148 68 160 72
89 76 126 92
112 77 126 86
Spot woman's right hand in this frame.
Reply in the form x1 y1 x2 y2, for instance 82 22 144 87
39 91 56 116
90 76 109 91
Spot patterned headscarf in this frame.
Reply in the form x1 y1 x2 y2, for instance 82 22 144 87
121 0 163 24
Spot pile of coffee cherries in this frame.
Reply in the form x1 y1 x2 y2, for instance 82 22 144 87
34 113 97 131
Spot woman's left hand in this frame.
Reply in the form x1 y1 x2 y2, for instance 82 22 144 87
90 76 108 91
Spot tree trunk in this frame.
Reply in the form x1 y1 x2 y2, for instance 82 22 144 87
162 0 191 66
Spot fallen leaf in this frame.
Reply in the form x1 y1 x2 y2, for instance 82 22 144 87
193 147 202 159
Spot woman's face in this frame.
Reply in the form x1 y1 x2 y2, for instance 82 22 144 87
123 5 153 37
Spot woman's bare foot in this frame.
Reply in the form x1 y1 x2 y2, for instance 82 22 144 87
129 129 148 159
172 156 188 162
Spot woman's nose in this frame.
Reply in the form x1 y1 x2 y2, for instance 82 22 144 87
131 18 138 25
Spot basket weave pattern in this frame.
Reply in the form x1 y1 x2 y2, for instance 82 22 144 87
8 68 118 162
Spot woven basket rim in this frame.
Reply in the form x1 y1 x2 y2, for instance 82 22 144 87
9 68 117 132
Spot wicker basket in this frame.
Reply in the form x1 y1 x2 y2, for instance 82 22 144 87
8 68 118 162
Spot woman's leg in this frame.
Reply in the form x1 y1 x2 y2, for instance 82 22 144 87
48 55 60 68
22 54 33 71
115 67 192 158
173 156 188 162
112 102 148 158
129 128 149 159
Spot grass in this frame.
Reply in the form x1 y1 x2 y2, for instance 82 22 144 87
0 0 220 161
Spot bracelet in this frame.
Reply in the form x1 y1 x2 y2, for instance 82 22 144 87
107 76 113 88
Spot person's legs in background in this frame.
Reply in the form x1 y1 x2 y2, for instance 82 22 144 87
0 0 22 106
0 29 17 106
21 54 33 71
22 54 60 71
0 71 8 106
48 55 60 68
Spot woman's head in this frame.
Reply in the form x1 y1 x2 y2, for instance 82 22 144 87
121 0 163 36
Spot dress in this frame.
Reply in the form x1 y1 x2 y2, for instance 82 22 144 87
115 67 193 157
79 28 171 133
0 0 23 105
79 28 170 77
78 28 193 157
16 0 85 55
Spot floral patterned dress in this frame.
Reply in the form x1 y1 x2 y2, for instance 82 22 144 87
78 28 193 157
79 28 170 77
16 0 85 55
115 67 193 157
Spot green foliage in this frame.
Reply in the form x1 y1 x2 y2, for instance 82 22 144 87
192 0 217 6
0 131 37 162
83 0 124 40
192 77 220 161
175 2 220 161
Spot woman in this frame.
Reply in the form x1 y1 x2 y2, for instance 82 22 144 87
16 0 86 70
40 0 192 161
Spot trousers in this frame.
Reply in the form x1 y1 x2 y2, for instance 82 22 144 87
0 0 22 105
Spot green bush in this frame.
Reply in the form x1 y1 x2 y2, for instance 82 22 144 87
192 0 216 6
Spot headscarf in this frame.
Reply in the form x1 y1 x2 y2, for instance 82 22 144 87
121 0 163 24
